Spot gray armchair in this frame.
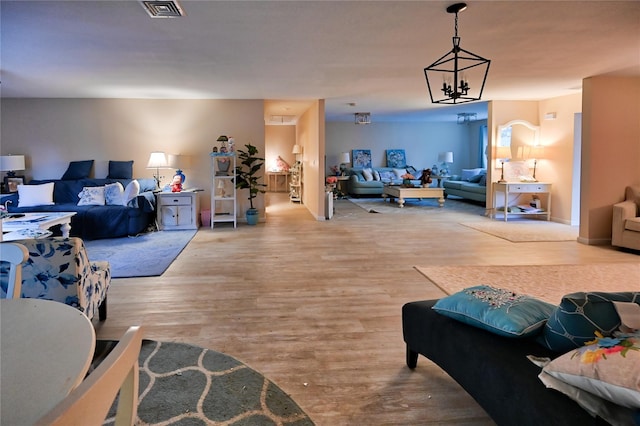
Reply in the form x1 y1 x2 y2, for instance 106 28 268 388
612 186 640 251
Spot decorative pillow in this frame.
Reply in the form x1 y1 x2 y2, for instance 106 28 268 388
123 180 140 206
478 174 487 186
432 285 555 338
104 182 125 206
107 160 134 179
468 174 483 183
61 160 94 180
362 168 374 181
77 186 105 206
542 332 640 409
379 171 394 181
372 170 380 181
392 168 406 179
17 183 55 207
460 168 484 181
539 292 640 353
136 178 157 193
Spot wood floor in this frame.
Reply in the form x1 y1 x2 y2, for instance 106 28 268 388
95 193 638 425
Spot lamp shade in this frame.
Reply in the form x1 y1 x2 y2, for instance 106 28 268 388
292 145 302 154
146 152 168 168
339 152 350 164
0 155 25 172
437 151 454 163
496 146 512 160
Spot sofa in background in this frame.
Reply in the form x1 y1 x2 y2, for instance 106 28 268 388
0 237 110 320
346 167 421 196
5 178 157 240
612 185 640 251
442 168 487 204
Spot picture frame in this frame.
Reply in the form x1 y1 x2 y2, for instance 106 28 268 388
4 176 24 193
351 149 372 168
386 149 406 168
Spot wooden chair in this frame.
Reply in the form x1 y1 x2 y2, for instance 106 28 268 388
35 326 144 426
0 242 29 299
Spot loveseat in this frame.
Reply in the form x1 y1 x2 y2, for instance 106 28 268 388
346 167 421 196
5 178 156 240
403 290 640 425
612 185 640 251
442 168 487 203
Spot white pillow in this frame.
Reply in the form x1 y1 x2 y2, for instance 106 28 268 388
123 180 140 206
362 168 374 181
17 183 55 207
372 170 380 181
77 186 106 206
393 168 406 179
104 182 125 206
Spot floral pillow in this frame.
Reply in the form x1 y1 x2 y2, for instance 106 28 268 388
542 332 640 409
104 182 124 206
77 186 105 206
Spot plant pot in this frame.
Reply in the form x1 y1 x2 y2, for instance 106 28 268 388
246 208 259 226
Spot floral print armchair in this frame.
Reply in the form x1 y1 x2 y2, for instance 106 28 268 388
0 237 110 320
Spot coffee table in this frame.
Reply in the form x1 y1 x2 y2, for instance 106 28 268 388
382 186 445 208
1 212 77 241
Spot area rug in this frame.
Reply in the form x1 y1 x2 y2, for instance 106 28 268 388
96 340 314 425
415 263 640 304
460 219 578 242
349 197 485 216
84 230 196 278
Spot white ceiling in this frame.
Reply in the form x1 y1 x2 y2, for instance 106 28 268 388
1 1 639 123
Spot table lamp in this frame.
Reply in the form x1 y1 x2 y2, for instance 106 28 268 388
339 152 350 176
530 145 545 181
495 146 512 183
146 152 168 188
437 151 453 175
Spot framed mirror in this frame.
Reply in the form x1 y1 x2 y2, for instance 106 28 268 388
497 120 540 151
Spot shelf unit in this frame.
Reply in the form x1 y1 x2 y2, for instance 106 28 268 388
210 153 237 228
290 161 302 203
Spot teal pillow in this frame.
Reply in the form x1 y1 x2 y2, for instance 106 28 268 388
538 291 640 353
432 285 555 338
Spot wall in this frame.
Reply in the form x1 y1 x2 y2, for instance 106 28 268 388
325 121 484 176
0 98 266 220
580 76 640 244
296 100 325 220
265 125 296 172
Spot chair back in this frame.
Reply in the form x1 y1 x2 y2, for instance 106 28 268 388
35 326 144 426
0 242 29 299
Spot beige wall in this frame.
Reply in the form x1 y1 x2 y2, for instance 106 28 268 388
1 98 266 220
580 76 640 244
265 125 296 172
296 100 326 220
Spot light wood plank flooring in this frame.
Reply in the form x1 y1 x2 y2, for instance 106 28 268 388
95 193 638 425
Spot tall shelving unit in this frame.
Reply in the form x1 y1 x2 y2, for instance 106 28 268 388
290 161 302 203
210 152 237 228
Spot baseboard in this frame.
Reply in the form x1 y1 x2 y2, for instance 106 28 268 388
577 236 611 245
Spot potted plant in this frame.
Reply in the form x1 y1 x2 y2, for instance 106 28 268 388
234 143 266 225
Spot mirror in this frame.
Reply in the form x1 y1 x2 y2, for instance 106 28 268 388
497 120 540 158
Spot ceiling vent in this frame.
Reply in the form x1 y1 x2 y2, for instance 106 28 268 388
269 115 296 124
141 1 185 18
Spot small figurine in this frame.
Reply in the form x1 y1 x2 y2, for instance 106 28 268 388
170 174 183 192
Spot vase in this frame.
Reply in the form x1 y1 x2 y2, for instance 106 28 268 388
216 159 230 176
246 208 259 226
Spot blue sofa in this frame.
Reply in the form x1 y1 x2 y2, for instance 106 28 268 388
442 168 487 203
347 167 422 196
5 178 156 240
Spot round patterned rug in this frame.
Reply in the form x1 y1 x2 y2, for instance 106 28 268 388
96 340 314 425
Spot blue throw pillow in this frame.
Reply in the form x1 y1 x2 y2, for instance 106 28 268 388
432 285 555 338
538 291 640 353
61 160 94 180
107 160 134 179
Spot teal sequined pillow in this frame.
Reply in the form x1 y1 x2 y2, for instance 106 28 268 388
538 292 640 353
432 285 555 338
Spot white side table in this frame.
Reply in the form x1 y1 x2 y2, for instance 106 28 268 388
156 190 200 230
492 182 552 221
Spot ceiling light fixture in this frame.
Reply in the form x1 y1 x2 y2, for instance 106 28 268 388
457 112 477 124
424 3 490 104
354 112 371 125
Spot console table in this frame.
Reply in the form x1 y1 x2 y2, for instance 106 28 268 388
492 182 551 221
266 172 291 192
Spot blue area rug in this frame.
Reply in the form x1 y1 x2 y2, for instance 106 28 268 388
84 230 197 278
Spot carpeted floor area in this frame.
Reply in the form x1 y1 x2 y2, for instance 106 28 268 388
348 196 485 216
96 340 314 425
460 219 578 242
84 230 196 278
415 263 640 304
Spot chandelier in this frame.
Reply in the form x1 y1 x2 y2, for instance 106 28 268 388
354 112 371 125
424 3 490 104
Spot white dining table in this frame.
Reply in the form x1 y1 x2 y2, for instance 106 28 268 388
0 298 96 425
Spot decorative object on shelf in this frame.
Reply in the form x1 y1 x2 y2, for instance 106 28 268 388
170 174 182 192
496 146 512 183
168 154 190 186
214 137 232 175
386 149 406 168
354 112 371 125
1 155 26 193
352 149 372 168
424 2 490 104
339 152 350 176
146 151 169 188
235 143 266 226
217 179 226 197
437 151 454 175
420 169 433 187
530 145 545 181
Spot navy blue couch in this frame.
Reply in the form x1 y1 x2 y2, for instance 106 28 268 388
5 178 156 240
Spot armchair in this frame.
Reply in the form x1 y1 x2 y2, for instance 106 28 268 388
612 186 640 251
0 237 110 320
